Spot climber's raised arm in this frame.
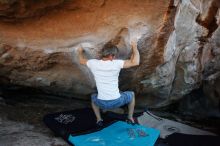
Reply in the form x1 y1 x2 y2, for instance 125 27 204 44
123 41 140 68
77 46 88 65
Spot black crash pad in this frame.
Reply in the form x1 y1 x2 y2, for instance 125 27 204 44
166 133 220 146
43 108 121 141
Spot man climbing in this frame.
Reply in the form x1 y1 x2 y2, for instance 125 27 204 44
77 40 140 126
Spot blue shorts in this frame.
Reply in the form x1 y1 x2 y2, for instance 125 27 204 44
91 91 134 110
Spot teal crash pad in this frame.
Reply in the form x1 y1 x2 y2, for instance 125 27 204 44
68 121 160 146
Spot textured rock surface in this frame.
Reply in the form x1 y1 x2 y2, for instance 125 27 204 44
0 0 219 110
0 0 170 98
0 118 67 146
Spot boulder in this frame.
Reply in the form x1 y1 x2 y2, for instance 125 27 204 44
0 0 219 111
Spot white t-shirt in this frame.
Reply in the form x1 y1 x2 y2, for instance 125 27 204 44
87 59 124 100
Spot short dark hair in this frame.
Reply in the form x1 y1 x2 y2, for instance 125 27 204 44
101 43 119 58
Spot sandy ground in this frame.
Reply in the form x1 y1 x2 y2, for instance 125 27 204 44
0 93 90 146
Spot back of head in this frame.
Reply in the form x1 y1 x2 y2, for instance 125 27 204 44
101 43 119 58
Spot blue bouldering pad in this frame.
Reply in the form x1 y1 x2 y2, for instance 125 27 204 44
68 121 160 146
